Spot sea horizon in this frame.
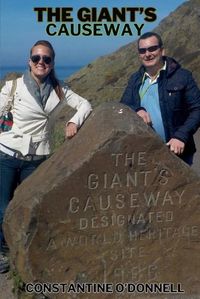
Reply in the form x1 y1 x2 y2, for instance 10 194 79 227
0 65 83 81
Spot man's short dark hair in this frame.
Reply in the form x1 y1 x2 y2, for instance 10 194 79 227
137 32 163 49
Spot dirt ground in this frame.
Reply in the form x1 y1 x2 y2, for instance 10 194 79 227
0 272 16 299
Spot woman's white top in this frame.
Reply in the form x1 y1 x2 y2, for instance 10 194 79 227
0 77 92 155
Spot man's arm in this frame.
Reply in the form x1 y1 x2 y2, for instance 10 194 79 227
120 75 139 110
166 71 200 154
121 74 152 125
172 71 200 143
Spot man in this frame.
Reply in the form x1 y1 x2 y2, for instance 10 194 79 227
120 32 200 165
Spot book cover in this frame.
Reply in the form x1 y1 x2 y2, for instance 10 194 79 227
0 1 200 299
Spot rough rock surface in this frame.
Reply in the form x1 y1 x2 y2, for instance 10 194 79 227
3 103 200 299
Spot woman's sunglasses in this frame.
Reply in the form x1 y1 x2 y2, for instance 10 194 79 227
31 55 52 65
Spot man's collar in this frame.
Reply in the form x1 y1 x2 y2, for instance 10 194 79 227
144 61 167 83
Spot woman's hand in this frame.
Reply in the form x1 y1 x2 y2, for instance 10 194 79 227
65 122 78 138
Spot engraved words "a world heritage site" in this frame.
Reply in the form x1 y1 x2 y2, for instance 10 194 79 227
47 151 198 283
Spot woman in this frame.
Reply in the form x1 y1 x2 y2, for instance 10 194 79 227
0 40 92 273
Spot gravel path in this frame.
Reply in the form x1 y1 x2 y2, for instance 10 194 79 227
192 129 200 176
0 272 16 299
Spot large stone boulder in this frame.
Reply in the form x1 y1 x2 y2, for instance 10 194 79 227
3 102 200 299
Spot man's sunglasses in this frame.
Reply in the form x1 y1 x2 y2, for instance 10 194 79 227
31 55 52 65
138 45 160 54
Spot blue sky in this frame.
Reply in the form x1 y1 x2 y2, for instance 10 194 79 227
0 0 186 67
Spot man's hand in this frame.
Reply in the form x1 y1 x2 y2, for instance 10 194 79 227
137 110 152 125
65 122 77 138
166 138 185 155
